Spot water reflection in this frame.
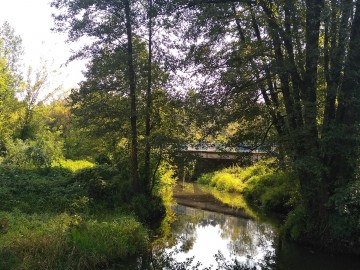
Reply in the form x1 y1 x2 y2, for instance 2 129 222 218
166 205 277 269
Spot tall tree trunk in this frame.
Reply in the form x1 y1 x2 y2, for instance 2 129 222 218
333 0 360 186
144 0 153 193
297 0 328 241
124 0 141 194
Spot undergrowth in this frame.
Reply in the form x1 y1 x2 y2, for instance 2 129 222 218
196 159 299 214
0 211 148 269
0 159 165 269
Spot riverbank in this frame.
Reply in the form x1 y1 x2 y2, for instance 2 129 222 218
173 183 253 218
0 161 157 269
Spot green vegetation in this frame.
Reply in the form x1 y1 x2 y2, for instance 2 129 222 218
53 159 94 172
0 212 148 269
1 0 360 260
197 159 299 214
0 159 166 268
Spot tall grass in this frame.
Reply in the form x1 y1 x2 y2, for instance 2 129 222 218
0 211 148 269
53 158 95 172
196 159 299 213
197 158 277 193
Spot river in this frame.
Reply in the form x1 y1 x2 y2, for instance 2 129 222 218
158 183 360 270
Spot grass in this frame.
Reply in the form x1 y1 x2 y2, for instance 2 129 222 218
53 158 95 172
0 159 151 269
0 211 148 269
196 159 299 214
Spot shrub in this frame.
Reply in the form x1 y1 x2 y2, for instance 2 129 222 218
95 153 112 165
70 165 133 210
242 172 298 213
0 165 86 213
197 172 213 185
196 159 299 214
3 133 63 169
2 139 29 167
327 180 360 242
131 194 166 224
211 172 243 192
283 205 307 240
53 159 94 172
196 159 278 194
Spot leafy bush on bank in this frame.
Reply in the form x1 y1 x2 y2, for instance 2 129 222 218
197 159 299 214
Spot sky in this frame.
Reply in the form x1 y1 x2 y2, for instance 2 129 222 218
0 0 86 91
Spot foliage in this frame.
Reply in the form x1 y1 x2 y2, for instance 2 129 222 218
2 131 63 169
0 165 83 213
130 194 166 224
70 217 148 260
197 159 298 214
70 165 130 210
0 21 23 80
283 205 307 241
154 162 177 205
0 211 148 269
53 158 94 172
242 171 299 213
326 179 360 246
0 42 20 141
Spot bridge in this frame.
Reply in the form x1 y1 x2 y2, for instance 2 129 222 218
175 143 270 179
179 143 268 162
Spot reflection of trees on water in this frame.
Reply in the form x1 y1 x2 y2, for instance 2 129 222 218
216 215 276 259
178 222 197 252
168 205 277 267
225 218 277 260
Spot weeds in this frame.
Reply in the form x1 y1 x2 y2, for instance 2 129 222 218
0 212 148 269
0 159 153 269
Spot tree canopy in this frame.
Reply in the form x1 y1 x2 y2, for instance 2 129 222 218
2 0 359 250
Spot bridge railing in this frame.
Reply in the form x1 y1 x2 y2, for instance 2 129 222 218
184 143 269 154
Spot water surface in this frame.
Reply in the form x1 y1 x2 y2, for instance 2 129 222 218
164 183 360 270
167 205 276 269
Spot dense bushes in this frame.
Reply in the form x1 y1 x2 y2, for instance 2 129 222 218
0 160 95 213
70 165 126 210
2 132 63 169
0 159 169 268
242 171 298 213
197 159 299 214
0 160 165 218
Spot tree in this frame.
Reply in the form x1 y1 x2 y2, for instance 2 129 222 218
51 0 147 193
167 0 360 246
0 48 15 142
52 0 176 194
0 24 23 148
68 37 186 188
0 21 23 88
